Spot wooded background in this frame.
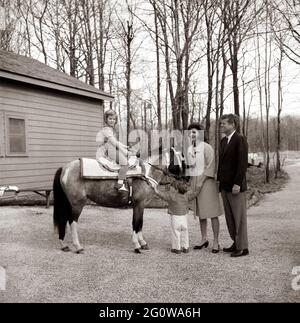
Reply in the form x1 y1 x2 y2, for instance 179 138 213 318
1 0 300 183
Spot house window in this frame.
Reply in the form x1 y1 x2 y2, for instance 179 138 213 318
5 114 28 156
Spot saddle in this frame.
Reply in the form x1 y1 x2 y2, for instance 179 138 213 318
81 156 145 179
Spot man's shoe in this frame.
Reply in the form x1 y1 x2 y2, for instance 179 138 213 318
231 249 249 257
223 243 236 253
171 249 181 254
182 248 189 253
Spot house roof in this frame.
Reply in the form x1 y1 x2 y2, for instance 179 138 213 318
0 50 114 101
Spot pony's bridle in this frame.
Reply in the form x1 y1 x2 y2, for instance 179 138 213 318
144 162 180 186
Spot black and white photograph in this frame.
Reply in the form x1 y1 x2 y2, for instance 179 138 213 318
0 0 299 308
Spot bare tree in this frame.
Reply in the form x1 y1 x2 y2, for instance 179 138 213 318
275 33 283 178
203 0 216 140
30 0 49 64
61 0 81 77
152 2 162 130
0 1 17 50
125 18 134 136
44 0 81 76
152 0 203 129
77 0 95 85
254 0 267 173
89 0 115 90
272 0 300 65
264 0 272 183
111 2 137 142
240 50 254 137
222 0 258 119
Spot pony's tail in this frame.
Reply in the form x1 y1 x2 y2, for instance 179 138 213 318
53 167 71 240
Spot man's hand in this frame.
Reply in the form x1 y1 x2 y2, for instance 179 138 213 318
232 184 240 195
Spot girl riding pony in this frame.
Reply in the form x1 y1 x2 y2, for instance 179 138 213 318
96 109 134 192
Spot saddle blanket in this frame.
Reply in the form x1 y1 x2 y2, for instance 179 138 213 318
81 158 144 179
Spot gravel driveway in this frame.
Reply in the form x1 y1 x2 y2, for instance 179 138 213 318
0 161 299 303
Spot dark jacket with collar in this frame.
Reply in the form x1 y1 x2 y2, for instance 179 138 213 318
217 131 248 192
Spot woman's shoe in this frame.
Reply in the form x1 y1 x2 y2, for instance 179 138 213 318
193 241 209 250
212 244 220 253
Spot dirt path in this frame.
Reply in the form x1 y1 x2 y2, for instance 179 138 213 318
244 161 300 302
0 162 299 303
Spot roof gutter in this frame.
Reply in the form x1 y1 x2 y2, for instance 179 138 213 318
0 70 114 102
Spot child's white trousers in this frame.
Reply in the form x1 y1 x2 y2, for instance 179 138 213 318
170 214 189 250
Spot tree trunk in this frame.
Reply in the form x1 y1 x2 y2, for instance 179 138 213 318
232 30 240 118
126 21 133 144
264 0 271 183
154 4 162 130
275 36 283 178
205 20 213 142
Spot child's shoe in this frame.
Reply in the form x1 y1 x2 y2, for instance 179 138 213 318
114 182 128 192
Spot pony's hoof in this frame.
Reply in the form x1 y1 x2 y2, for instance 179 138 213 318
75 248 84 254
141 244 149 250
134 248 141 254
61 246 70 252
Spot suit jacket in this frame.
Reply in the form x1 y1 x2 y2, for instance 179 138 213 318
217 131 248 192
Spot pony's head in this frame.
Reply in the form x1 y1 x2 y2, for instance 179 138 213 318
146 153 167 183
146 151 183 187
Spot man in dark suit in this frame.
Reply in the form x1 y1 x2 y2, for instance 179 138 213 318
217 114 249 257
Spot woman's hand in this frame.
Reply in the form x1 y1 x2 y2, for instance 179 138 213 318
186 151 196 168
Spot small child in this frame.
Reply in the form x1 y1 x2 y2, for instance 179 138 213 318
150 180 201 254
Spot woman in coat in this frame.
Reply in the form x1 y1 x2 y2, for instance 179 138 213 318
186 122 223 253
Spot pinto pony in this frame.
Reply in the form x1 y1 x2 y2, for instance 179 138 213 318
53 156 168 254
